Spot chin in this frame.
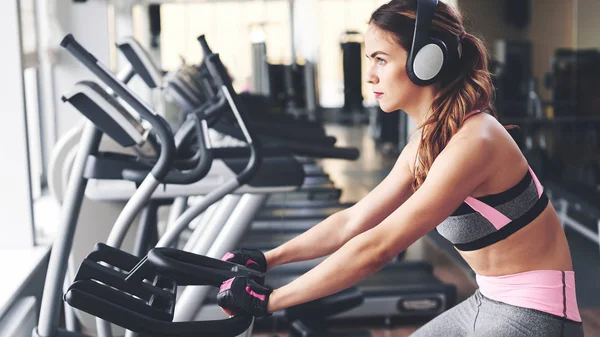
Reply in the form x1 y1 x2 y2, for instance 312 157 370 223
378 103 399 113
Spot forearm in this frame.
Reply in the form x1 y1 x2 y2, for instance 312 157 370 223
264 210 353 269
267 232 386 313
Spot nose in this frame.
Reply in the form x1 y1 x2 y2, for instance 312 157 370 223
366 65 378 85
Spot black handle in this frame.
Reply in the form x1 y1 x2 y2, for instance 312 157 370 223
279 140 360 160
197 35 212 56
122 114 213 184
210 121 358 160
116 38 160 89
213 144 290 158
252 122 337 146
203 92 228 119
126 247 264 286
201 37 263 185
60 34 97 61
60 34 176 181
187 97 223 128
65 285 253 337
64 243 255 337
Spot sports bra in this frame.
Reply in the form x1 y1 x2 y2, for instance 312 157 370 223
436 167 549 251
434 110 549 251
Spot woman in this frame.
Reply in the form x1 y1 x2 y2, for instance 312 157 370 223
217 1 584 335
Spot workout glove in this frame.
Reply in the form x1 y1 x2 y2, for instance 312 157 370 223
221 248 267 273
217 276 273 317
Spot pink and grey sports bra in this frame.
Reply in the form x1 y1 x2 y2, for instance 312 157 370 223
435 110 549 251
436 166 548 251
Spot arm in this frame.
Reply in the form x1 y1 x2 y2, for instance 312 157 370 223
265 139 418 269
267 136 494 312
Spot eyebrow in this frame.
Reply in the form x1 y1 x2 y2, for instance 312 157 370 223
366 51 389 59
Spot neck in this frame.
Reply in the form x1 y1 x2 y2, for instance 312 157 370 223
404 86 439 126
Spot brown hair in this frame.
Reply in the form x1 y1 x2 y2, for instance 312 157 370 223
369 0 502 191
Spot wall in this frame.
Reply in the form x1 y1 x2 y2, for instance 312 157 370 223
456 0 523 53
526 0 573 100
576 0 600 49
457 0 573 101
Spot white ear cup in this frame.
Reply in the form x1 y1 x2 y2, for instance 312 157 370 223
413 43 444 81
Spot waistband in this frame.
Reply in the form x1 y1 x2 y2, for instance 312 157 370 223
476 270 581 322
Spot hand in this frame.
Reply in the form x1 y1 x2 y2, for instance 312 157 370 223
217 276 273 317
221 248 267 273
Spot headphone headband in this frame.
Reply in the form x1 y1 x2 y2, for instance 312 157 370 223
406 0 445 86
409 0 438 57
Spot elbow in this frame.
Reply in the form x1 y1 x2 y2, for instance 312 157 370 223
340 208 371 242
372 245 395 270
367 231 408 270
354 234 394 272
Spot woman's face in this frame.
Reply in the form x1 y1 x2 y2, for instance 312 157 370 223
365 25 420 113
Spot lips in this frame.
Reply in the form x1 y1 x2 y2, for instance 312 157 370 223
374 92 383 98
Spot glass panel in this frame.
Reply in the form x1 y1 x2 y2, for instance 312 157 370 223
159 1 291 92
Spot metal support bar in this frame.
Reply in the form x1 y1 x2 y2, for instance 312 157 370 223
557 198 600 247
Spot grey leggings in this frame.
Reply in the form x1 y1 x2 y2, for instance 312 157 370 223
410 290 584 337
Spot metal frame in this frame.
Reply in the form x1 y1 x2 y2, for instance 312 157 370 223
36 123 103 337
556 198 600 252
548 188 600 253
174 194 268 322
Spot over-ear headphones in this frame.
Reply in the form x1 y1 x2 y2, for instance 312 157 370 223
406 0 458 86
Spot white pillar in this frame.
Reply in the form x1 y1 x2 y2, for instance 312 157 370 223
0 0 35 248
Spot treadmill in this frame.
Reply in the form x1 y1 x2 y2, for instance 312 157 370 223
209 120 349 203
113 35 349 239
118 36 346 209
117 35 349 213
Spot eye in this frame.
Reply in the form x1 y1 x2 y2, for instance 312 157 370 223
376 57 386 65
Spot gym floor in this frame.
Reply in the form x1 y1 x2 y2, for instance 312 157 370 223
255 121 600 337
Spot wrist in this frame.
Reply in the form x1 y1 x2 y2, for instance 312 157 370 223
264 249 281 269
266 289 278 313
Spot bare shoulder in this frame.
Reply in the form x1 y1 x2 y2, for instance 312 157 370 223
398 136 421 175
399 112 523 182
450 111 519 151
441 112 527 189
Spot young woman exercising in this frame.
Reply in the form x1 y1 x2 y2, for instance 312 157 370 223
217 1 584 335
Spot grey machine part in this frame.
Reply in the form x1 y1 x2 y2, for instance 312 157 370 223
36 33 178 337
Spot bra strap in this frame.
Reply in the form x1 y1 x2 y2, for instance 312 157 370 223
464 109 481 121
